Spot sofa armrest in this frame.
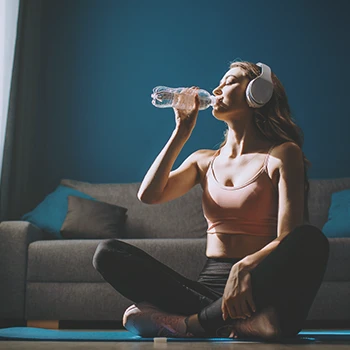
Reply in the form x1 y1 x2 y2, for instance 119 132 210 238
0 221 45 320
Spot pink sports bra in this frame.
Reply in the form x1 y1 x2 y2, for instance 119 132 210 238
202 144 278 237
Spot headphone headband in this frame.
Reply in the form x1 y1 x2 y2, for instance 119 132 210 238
245 62 274 108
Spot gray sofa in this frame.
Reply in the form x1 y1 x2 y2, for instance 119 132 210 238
1 177 350 327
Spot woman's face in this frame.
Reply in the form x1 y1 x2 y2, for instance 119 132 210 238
212 67 251 119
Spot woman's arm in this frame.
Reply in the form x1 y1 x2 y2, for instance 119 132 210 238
237 142 305 272
138 91 200 203
137 128 191 203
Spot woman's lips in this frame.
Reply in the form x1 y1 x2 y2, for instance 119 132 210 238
215 98 224 107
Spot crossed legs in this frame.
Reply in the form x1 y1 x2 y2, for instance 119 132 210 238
92 224 329 339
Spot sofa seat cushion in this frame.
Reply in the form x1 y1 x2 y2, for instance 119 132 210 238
322 238 350 280
27 238 207 283
27 237 350 283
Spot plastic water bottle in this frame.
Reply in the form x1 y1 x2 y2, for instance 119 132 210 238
151 86 217 111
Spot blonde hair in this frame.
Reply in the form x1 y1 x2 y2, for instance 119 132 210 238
218 60 311 223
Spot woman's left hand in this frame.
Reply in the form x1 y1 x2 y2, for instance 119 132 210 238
222 263 257 320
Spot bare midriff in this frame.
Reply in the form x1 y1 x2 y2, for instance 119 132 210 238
206 232 276 259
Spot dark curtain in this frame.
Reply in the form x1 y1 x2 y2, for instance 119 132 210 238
0 0 43 221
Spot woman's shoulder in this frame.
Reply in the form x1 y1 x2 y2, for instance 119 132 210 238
271 141 302 157
192 148 218 163
273 141 301 150
270 142 303 170
190 149 218 180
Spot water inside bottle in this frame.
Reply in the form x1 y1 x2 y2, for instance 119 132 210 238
172 92 196 110
151 86 216 110
151 87 175 108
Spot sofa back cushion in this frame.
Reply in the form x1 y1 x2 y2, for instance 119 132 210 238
308 177 350 229
61 179 207 239
61 177 350 238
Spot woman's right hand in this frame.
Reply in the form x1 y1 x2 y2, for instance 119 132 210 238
173 87 200 136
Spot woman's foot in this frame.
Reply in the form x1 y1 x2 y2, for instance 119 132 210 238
122 302 194 338
223 306 282 340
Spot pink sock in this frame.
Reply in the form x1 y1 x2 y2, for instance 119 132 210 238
123 302 194 338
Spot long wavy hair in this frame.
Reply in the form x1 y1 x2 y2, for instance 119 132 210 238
218 60 311 223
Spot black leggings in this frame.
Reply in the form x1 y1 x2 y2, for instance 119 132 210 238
92 224 329 338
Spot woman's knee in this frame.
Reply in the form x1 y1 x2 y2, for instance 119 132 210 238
288 224 329 254
303 224 329 254
92 239 127 271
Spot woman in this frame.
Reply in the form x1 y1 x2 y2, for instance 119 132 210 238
92 60 329 340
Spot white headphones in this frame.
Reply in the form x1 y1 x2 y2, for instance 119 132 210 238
245 62 274 108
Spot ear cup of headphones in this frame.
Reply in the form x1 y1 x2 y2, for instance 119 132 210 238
246 63 274 108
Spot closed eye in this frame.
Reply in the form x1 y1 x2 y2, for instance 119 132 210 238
219 74 238 86
219 79 235 86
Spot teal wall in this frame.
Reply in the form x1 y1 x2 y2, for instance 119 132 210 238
37 0 350 193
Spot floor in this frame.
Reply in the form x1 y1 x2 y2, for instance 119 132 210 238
1 342 350 350
1 329 350 350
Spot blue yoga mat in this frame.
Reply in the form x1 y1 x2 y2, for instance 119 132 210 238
0 327 350 343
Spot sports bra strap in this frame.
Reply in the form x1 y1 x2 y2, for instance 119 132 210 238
207 149 219 170
263 144 277 171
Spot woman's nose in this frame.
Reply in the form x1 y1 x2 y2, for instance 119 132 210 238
212 86 222 96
